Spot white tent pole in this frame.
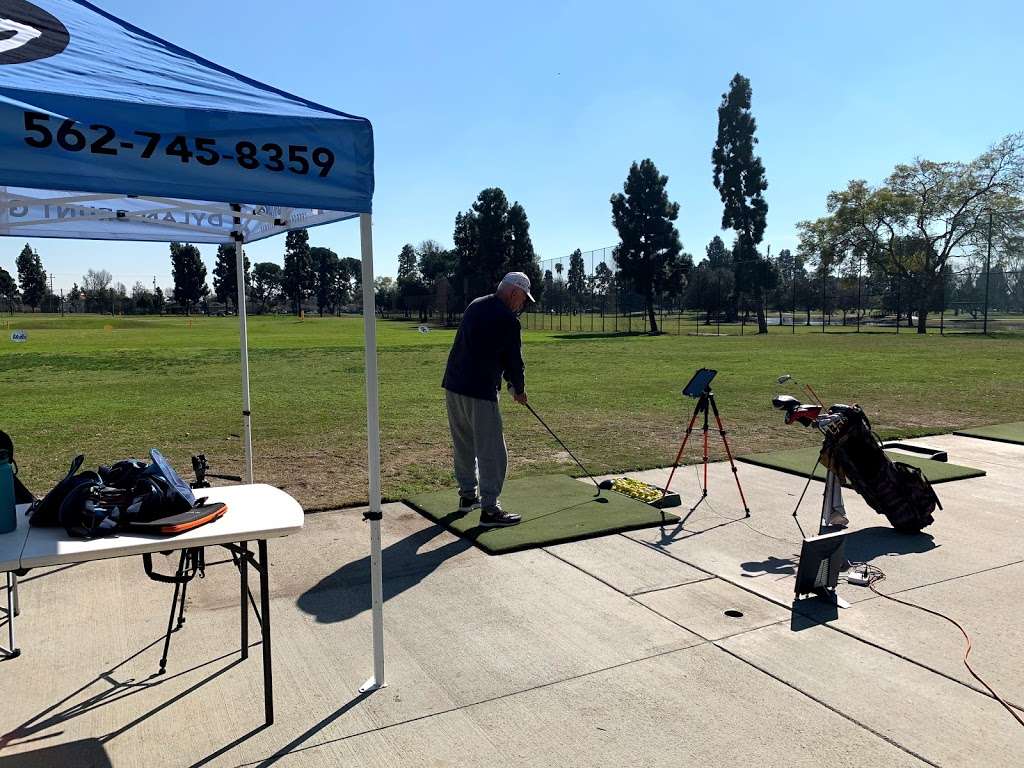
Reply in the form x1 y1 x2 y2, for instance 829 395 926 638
358 212 386 693
232 206 255 484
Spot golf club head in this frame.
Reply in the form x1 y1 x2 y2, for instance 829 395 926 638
787 404 822 426
772 394 802 413
777 374 793 385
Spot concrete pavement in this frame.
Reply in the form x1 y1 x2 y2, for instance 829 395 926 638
1 434 1021 766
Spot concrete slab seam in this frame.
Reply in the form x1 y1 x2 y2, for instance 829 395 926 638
632 535 1024 710
713 642 942 768
229 643 708 768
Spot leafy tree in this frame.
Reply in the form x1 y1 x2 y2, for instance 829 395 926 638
592 261 614 312
251 262 283 313
282 228 313 314
452 211 479 306
417 240 456 283
567 249 586 308
311 247 341 316
543 269 554 299
337 257 363 308
452 189 542 305
610 159 685 333
169 242 208 314
0 266 17 310
686 261 735 323
212 243 251 310
16 243 47 311
712 73 771 332
67 281 81 312
705 235 732 270
374 276 396 316
82 268 114 313
798 133 1024 333
507 202 542 300
395 243 430 319
154 286 165 314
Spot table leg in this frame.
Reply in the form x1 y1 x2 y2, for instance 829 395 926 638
258 539 273 725
4 572 20 658
240 541 249 660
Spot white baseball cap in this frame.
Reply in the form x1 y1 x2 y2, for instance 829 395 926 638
499 271 535 302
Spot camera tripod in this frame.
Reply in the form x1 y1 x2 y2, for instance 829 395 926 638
663 383 751 523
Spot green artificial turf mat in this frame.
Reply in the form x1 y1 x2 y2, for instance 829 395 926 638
953 422 1024 446
405 474 680 554
737 446 985 484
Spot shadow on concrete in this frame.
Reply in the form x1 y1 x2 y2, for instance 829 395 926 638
241 690 374 768
1 634 246 753
740 555 799 579
0 738 111 768
790 596 839 630
297 516 472 624
843 526 938 562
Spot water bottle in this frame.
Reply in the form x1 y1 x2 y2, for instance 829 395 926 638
0 449 16 534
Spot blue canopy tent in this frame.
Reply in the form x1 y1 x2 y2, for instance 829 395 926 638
0 0 386 691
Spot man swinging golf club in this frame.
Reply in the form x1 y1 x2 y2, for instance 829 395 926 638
442 272 534 527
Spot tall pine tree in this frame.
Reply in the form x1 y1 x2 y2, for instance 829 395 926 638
16 243 47 312
283 228 313 314
169 242 208 315
212 243 250 310
713 73 771 332
610 159 684 333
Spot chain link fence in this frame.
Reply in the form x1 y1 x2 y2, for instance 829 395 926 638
515 246 1023 336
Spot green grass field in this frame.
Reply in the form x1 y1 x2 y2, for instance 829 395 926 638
2 313 1022 509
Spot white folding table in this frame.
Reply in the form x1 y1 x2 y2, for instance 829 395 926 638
1 483 303 725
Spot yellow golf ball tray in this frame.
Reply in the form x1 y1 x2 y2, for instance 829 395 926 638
599 477 682 509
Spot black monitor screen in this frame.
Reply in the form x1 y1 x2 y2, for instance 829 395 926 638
794 530 847 596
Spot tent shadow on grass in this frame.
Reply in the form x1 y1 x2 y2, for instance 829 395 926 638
296 517 472 624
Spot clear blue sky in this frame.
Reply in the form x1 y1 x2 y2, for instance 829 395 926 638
3 0 1022 293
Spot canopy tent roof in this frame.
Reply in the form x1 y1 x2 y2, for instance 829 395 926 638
1 0 387 692
1 0 374 242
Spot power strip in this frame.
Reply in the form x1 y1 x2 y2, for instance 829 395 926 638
847 567 871 586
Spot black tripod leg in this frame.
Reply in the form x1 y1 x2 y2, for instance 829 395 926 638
176 550 195 629
790 459 821 539
158 550 188 675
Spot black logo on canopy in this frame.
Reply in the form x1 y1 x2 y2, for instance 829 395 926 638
0 1 69 64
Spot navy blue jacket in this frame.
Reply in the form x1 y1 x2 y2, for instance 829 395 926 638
442 295 525 401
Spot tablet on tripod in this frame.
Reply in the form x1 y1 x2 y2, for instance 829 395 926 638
682 368 717 398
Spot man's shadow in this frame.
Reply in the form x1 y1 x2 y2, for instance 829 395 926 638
296 512 473 624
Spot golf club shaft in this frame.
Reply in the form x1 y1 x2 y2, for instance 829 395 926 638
524 402 600 489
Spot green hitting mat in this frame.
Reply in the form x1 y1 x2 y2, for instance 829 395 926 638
406 474 680 555
954 422 1024 446
737 447 985 484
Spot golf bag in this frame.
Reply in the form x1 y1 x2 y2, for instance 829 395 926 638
818 405 941 533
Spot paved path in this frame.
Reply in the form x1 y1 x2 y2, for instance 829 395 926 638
1 435 1021 767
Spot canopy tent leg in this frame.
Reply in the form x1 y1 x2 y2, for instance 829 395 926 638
233 206 255 484
358 212 386 694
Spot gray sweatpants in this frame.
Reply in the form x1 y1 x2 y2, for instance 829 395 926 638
445 389 508 508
